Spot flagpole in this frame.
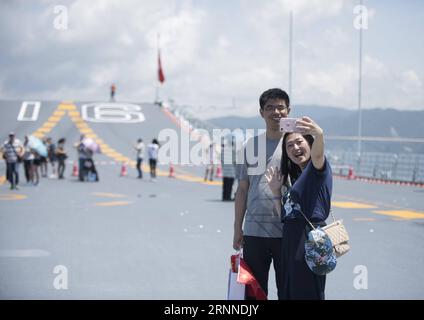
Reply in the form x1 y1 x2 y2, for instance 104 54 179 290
357 0 363 158
156 33 160 104
288 10 293 99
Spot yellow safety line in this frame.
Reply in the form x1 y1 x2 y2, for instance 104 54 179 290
92 192 127 198
352 217 377 222
94 201 132 207
372 210 424 220
335 194 421 214
0 193 27 201
331 201 377 209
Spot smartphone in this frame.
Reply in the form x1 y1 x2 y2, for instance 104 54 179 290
280 118 300 133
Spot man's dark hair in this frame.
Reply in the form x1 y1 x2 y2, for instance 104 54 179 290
259 88 290 109
280 133 314 185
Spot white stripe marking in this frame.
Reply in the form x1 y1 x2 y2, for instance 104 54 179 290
0 249 51 257
17 101 41 121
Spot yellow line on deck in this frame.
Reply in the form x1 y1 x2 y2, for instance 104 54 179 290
84 134 98 139
372 210 424 219
353 217 377 222
92 192 127 198
68 111 81 116
79 128 94 134
52 111 66 116
32 132 44 138
58 104 77 110
42 122 58 128
0 193 27 201
48 116 62 122
332 201 377 209
94 201 131 207
37 127 52 133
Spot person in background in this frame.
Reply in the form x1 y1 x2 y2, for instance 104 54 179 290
134 138 145 179
204 143 215 182
74 134 89 181
56 138 67 179
32 150 41 186
1 132 24 190
221 136 236 201
47 137 57 178
110 83 116 102
23 136 35 184
40 137 48 178
147 138 159 181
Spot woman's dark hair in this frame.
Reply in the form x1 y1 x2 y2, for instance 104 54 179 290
280 133 314 185
152 138 159 145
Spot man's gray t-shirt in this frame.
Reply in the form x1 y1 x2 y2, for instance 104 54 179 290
239 133 285 238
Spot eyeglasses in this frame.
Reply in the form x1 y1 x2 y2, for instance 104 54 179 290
263 105 289 112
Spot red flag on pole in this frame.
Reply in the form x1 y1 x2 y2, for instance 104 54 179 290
158 50 165 84
238 256 267 300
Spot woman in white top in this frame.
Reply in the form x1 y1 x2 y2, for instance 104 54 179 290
134 138 145 179
147 139 159 180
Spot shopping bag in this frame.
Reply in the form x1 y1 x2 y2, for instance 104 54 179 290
227 269 246 300
227 253 245 300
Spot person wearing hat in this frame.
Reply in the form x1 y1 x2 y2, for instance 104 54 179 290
1 132 24 190
265 117 334 300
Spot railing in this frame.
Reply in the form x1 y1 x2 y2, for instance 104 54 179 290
161 102 424 184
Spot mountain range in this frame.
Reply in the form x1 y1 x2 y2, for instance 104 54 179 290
206 105 424 153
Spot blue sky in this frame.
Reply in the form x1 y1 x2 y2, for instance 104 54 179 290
0 0 422 119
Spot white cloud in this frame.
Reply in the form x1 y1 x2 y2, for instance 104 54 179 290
400 70 422 93
302 63 356 97
363 55 389 79
0 0 422 118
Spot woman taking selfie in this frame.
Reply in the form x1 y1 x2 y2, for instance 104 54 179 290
265 116 333 300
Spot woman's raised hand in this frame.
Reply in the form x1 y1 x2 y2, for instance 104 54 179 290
265 166 284 196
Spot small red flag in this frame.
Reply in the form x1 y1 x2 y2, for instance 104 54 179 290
158 50 165 84
238 257 267 300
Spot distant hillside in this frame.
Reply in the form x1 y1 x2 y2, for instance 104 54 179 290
206 106 424 153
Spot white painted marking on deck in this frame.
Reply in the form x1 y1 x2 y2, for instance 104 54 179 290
0 249 51 257
17 101 41 121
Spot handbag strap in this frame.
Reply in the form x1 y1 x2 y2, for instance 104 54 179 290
300 208 336 230
298 210 316 231
330 208 336 223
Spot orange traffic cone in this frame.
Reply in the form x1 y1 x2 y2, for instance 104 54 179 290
216 164 222 178
169 163 176 178
72 162 79 177
120 162 128 177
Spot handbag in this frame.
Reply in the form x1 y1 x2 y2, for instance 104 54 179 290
300 212 338 275
322 209 350 257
